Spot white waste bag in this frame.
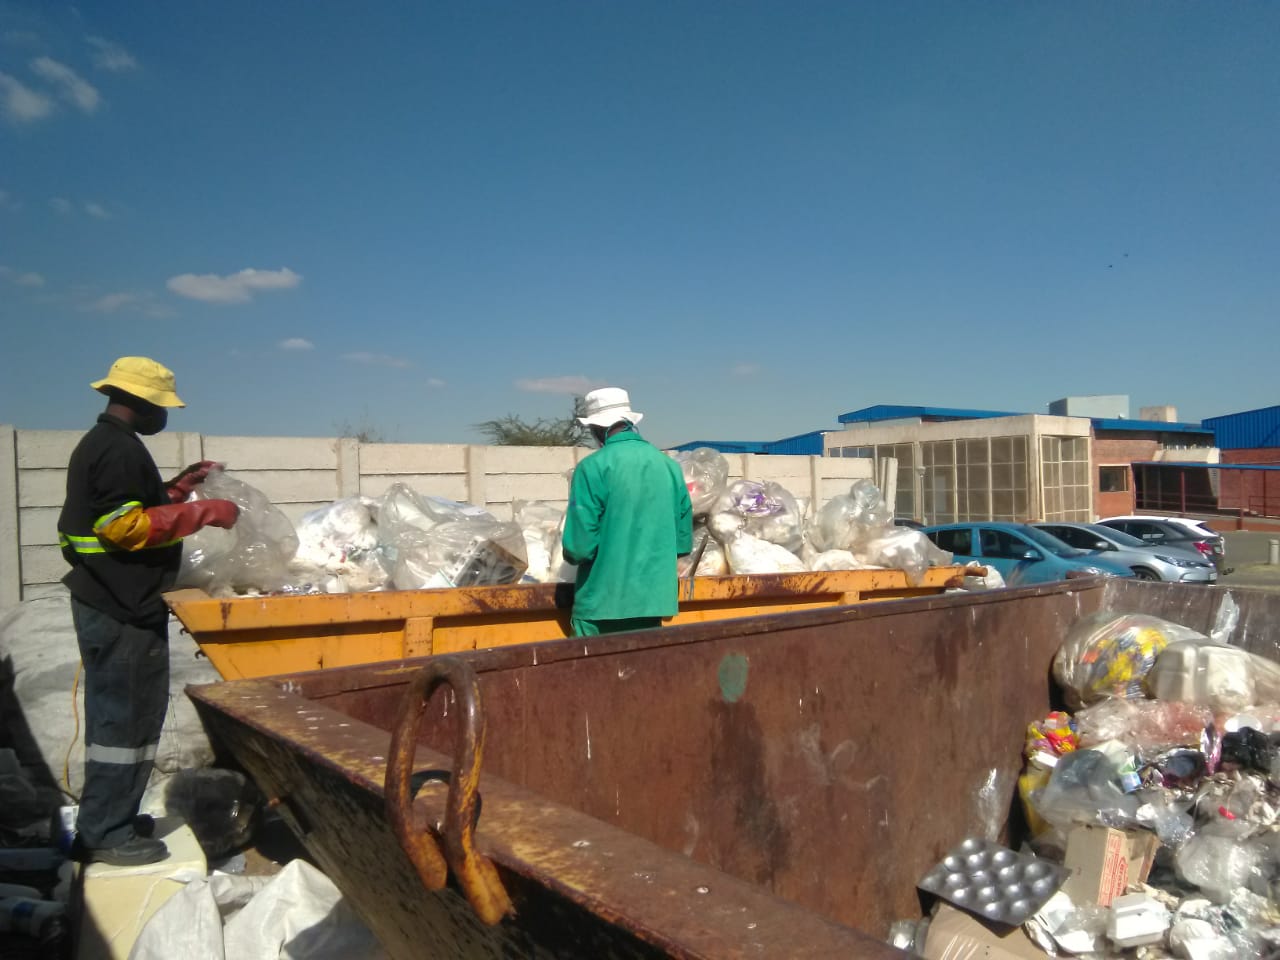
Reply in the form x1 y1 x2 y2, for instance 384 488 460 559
130 859 388 960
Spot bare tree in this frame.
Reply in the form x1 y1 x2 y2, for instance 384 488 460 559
475 396 591 446
334 416 385 443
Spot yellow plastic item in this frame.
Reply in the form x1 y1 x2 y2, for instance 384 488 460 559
165 566 975 680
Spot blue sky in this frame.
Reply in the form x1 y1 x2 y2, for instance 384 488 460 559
1 2 1277 449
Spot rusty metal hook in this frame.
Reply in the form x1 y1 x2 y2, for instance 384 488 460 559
385 657 514 925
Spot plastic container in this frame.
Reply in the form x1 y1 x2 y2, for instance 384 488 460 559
0 897 68 944
1147 642 1256 711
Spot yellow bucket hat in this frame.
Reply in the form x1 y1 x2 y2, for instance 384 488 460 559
90 356 186 408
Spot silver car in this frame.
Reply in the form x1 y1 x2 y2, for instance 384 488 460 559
1032 522 1217 584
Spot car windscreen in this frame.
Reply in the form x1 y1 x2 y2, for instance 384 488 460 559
1020 525 1086 558
1088 525 1147 549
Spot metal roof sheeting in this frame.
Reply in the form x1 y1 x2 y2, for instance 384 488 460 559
837 404 1022 424
667 431 829 456
1090 418 1211 435
1202 406 1280 450
1134 461 1280 472
666 440 770 454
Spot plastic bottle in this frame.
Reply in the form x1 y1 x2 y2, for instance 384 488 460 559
0 897 68 945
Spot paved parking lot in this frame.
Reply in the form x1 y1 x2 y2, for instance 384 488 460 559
1220 531 1280 591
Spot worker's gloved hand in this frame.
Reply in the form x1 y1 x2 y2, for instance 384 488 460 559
143 499 240 545
197 499 240 529
166 460 223 502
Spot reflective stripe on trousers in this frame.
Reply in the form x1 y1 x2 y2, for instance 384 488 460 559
85 743 159 765
70 597 169 850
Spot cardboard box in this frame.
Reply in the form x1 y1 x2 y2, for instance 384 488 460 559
923 903 1048 960
75 818 206 960
1061 825 1159 908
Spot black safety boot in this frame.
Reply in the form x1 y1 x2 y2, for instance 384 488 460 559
88 836 169 866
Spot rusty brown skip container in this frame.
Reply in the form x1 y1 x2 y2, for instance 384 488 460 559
186 579 1280 959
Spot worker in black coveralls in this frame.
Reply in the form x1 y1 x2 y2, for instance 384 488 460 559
57 357 240 865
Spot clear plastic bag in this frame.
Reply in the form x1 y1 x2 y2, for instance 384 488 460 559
707 480 805 554
377 482 491 533
1031 746 1141 832
723 532 806 575
292 497 389 593
514 501 566 583
669 448 730 517
179 468 299 595
1073 699 1214 757
808 479 894 553
164 767 262 859
1176 833 1270 903
388 521 528 589
807 549 860 572
1053 612 1208 710
378 484 528 589
858 527 952 585
677 527 729 577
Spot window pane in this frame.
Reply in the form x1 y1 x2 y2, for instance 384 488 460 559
1099 466 1129 492
931 528 972 554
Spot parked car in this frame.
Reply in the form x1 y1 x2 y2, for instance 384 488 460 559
922 522 1134 585
893 517 924 529
1094 516 1225 571
1032 522 1217 584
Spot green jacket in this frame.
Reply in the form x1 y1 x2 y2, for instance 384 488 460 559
562 429 693 621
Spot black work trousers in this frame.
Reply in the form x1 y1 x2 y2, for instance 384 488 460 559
70 597 169 850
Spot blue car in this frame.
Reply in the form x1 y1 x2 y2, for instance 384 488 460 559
922 522 1134 585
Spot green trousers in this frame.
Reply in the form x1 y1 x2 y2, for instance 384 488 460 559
570 616 663 637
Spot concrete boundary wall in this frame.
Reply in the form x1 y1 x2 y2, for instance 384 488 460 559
1 427 876 603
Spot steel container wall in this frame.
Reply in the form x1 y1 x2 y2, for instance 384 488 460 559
187 579 1280 959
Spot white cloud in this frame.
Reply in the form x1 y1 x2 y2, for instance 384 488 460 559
0 71 54 122
0 265 45 287
83 201 109 219
731 363 760 377
30 57 99 113
426 378 446 388
166 267 302 304
83 290 174 318
86 36 138 72
278 338 315 351
87 291 141 312
515 375 600 394
342 352 412 369
50 196 72 214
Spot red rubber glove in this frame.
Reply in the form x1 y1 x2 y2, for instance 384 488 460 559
144 499 239 545
166 460 223 503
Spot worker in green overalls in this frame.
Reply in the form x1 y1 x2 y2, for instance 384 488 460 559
562 387 693 637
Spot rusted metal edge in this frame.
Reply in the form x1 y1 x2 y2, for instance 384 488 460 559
187 679 907 958
261 577 1111 701
164 567 974 633
385 658 513 925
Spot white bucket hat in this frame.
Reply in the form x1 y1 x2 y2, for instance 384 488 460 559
577 387 644 428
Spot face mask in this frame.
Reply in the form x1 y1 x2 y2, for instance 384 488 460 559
134 407 168 435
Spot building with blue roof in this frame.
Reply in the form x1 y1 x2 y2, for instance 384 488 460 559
1202 405 1280 453
672 396 1223 524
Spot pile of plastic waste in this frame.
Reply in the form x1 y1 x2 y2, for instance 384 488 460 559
175 450 955 596
673 447 951 583
906 596 1280 959
178 469 532 595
